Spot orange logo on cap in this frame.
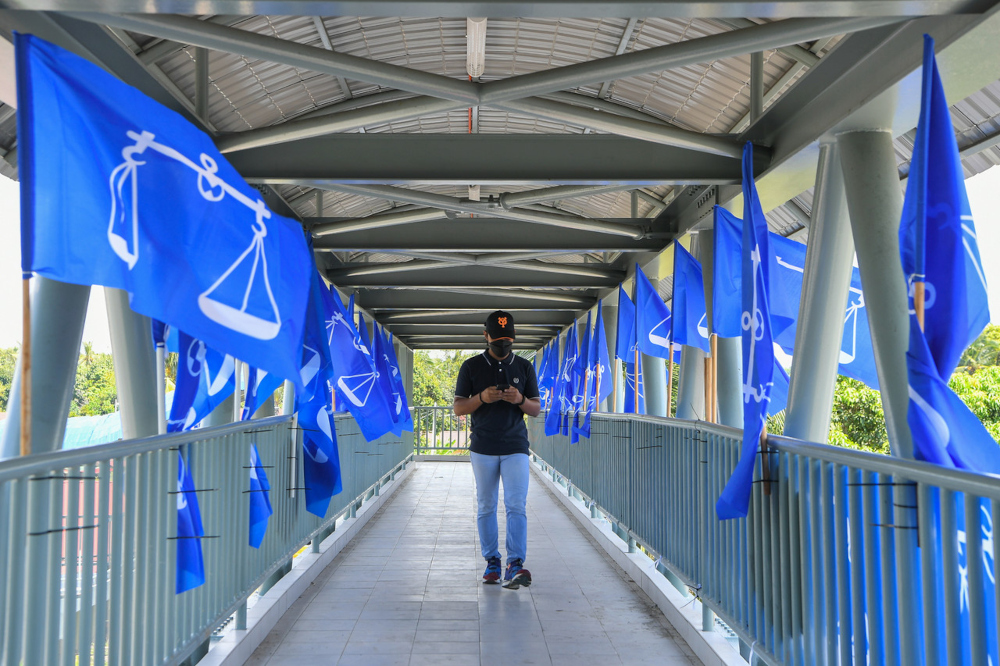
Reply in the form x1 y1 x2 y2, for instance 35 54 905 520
498 317 508 327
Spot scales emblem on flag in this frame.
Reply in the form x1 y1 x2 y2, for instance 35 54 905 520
109 129 283 340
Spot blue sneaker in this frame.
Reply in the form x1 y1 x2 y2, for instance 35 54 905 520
483 556 502 585
503 559 531 589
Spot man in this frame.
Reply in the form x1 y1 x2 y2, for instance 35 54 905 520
454 310 541 589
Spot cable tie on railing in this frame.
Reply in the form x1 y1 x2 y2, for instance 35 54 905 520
28 524 98 536
242 465 275 469
892 502 918 510
290 427 321 432
871 523 919 530
243 489 272 494
245 429 274 433
167 488 218 494
30 475 98 481
635 445 663 451
286 487 312 491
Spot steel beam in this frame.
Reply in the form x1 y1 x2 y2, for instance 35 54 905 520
330 258 619 280
499 184 634 208
69 12 479 104
312 218 662 252
388 323 558 335
381 310 576 325
497 97 747 158
331 265 621 288
311 208 448 236
229 134 752 185
479 17 901 105
310 183 646 239
716 18 821 67
14 1 999 16
356 289 593 311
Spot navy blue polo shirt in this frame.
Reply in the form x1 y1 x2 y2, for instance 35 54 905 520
455 351 539 456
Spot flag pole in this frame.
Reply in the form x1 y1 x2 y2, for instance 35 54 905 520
703 354 711 423
20 276 30 457
914 282 926 332
761 423 770 496
710 333 718 423
666 342 674 417
633 347 639 415
156 342 166 435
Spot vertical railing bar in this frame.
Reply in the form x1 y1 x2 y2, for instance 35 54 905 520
878 475 899 666
941 489 962 665
834 463 851 666
94 459 112 666
131 453 149 665
120 455 138 664
821 462 836 666
778 452 793 665
45 468 62 664
965 493 988 666
165 449 177 662
918 483 939 666
149 449 164 665
796 455 810 666
862 472 883 666
848 468 865 666
78 464 96 666
810 459 823 665
753 454 766 647
62 469 81 666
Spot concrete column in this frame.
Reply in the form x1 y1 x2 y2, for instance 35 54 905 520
600 303 617 412
252 396 275 419
837 129 913 459
1 277 90 457
105 287 158 439
717 195 744 428
639 275 667 417
203 393 235 427
675 237 705 421
281 380 295 415
784 142 855 443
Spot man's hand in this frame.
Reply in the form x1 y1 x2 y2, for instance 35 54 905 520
500 387 522 404
481 387 504 404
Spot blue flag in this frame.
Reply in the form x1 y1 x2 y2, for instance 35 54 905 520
617 286 644 414
538 341 557 409
380 326 414 432
296 383 343 518
672 243 711 353
16 34 310 388
901 37 998 666
176 450 205 593
373 324 404 436
151 319 169 348
167 332 235 432
544 325 577 436
713 207 744 339
241 366 284 421
579 302 615 438
248 443 272 549
714 205 880 390
571 313 592 443
325 285 396 442
717 143 775 520
624 361 645 414
635 267 675 359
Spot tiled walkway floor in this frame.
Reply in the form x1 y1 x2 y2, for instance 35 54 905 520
247 461 700 666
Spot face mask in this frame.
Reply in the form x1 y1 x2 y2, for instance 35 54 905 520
489 340 513 357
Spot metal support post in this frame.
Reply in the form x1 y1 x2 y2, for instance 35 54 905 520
784 142 854 443
253 395 276 419
715 336 743 427
702 603 715 632
601 302 618 412
203 392 235 428
1 277 90 458
676 345 706 421
195 47 209 122
236 602 247 631
105 287 159 439
836 129 913 459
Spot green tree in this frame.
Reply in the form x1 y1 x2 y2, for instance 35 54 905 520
0 345 18 412
69 342 118 417
412 350 476 406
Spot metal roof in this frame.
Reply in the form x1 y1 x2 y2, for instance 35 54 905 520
1 6 1000 348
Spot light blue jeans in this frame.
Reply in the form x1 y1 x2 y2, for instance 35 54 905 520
470 451 529 564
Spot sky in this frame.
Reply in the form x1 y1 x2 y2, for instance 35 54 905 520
1 165 1000 355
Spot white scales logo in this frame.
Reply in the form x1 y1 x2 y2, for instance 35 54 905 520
172 338 235 430
648 315 671 348
303 406 331 464
337 331 379 408
742 244 772 408
109 130 282 340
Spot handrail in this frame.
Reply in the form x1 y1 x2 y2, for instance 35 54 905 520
529 410 1000 666
0 413 414 665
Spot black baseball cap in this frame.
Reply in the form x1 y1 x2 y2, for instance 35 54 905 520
485 311 516 340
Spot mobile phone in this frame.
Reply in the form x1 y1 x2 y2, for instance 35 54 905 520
496 383 510 391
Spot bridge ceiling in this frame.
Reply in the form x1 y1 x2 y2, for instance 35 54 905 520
0 5 999 349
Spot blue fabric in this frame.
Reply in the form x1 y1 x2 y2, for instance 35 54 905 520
373 324 405 436
470 451 529 564
616 284 636 361
713 207 744 339
16 34 310 388
538 341 558 410
624 361 645 414
248 443 272 549
176 451 205 593
325 284 396 442
593 301 614 408
151 319 169 347
635 266 675 359
544 326 576 436
717 143 775 521
241 366 283 420
672 243 711 352
380 325 414 432
769 361 790 416
714 207 880 390
167 331 235 432
570 313 592 443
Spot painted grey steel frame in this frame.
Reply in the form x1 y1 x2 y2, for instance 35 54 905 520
0 414 413 665
528 412 1000 666
413 406 472 455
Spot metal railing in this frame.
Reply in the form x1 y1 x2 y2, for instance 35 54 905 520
529 413 1000 666
413 406 471 456
0 413 413 665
